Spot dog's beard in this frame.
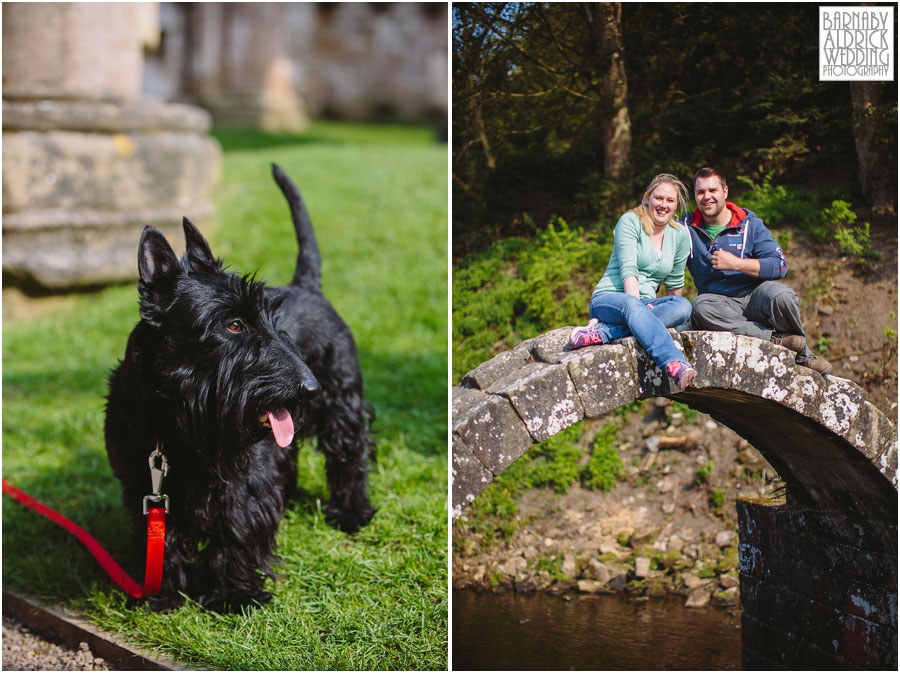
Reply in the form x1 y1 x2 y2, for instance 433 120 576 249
163 360 303 477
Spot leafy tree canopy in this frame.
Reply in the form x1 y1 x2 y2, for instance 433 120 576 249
453 2 896 256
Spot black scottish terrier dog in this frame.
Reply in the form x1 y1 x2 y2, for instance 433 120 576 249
105 164 376 612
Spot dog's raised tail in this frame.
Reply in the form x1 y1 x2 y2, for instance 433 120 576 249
272 163 321 291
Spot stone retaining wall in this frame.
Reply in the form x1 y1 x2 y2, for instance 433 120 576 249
738 500 897 669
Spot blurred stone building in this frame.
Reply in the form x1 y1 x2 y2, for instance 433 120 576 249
2 2 448 293
143 2 448 131
2 2 221 291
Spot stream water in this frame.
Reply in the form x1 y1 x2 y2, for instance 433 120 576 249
453 589 742 670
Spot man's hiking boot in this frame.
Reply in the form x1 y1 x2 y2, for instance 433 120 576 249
798 353 833 375
770 332 805 353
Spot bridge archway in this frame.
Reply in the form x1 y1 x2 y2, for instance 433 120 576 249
452 328 897 669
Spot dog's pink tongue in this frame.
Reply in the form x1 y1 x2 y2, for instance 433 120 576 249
267 408 294 448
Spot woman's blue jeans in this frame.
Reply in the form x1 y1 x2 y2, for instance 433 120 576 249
588 293 692 370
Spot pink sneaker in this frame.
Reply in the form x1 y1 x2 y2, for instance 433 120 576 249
568 318 604 349
666 360 697 389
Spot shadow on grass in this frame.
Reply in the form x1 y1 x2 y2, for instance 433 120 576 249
2 453 131 603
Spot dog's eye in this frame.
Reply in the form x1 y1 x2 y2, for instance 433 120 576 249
226 320 246 334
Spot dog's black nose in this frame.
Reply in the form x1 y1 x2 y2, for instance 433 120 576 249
300 375 321 397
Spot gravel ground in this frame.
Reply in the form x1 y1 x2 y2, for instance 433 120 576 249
2 616 111 671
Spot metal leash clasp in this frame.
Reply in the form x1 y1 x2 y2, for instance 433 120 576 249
143 444 170 514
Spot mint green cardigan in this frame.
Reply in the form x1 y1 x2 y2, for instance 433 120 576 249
591 211 691 300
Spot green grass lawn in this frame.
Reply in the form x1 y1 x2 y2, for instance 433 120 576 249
2 121 449 670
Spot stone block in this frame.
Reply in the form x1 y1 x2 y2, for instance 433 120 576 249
576 579 605 593
511 337 537 356
2 208 214 290
842 582 898 628
530 327 573 364
2 120 221 290
460 348 534 391
2 99 213 134
816 375 869 439
634 556 651 578
850 401 898 489
782 371 825 417
803 510 898 555
451 435 492 521
2 130 220 213
614 335 682 399
487 362 584 443
453 393 533 475
842 612 895 669
451 385 485 421
877 440 898 490
679 330 736 389
730 335 796 403
561 344 637 418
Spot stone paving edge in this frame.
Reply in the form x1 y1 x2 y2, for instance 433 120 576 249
2 590 186 671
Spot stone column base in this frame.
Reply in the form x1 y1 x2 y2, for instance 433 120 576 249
2 98 221 291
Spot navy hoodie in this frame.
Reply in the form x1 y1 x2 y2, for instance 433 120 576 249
682 203 787 297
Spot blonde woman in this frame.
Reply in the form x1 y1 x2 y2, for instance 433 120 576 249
569 174 697 389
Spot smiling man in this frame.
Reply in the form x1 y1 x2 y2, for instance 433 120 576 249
682 167 832 375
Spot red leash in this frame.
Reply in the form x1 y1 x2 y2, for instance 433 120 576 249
1 448 169 599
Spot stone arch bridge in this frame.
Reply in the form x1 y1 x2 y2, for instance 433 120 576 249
452 328 897 670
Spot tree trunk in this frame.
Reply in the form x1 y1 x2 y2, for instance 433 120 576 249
595 2 631 178
850 82 896 215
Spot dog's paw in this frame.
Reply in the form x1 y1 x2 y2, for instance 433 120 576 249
143 593 186 613
324 504 376 533
202 591 273 614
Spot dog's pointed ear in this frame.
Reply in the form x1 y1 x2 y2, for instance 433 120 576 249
138 226 180 326
138 226 178 286
183 217 219 273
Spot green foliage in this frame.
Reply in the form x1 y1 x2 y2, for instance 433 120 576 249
581 423 624 491
825 202 879 270
735 174 818 231
710 488 727 509
696 461 715 485
671 401 699 423
535 555 571 582
518 218 611 329
523 424 584 494
709 488 727 518
659 550 683 571
717 546 740 573
614 399 646 421
452 219 611 382
696 558 718 579
452 237 528 379
737 175 879 273
815 335 831 355
773 228 794 252
462 418 629 546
